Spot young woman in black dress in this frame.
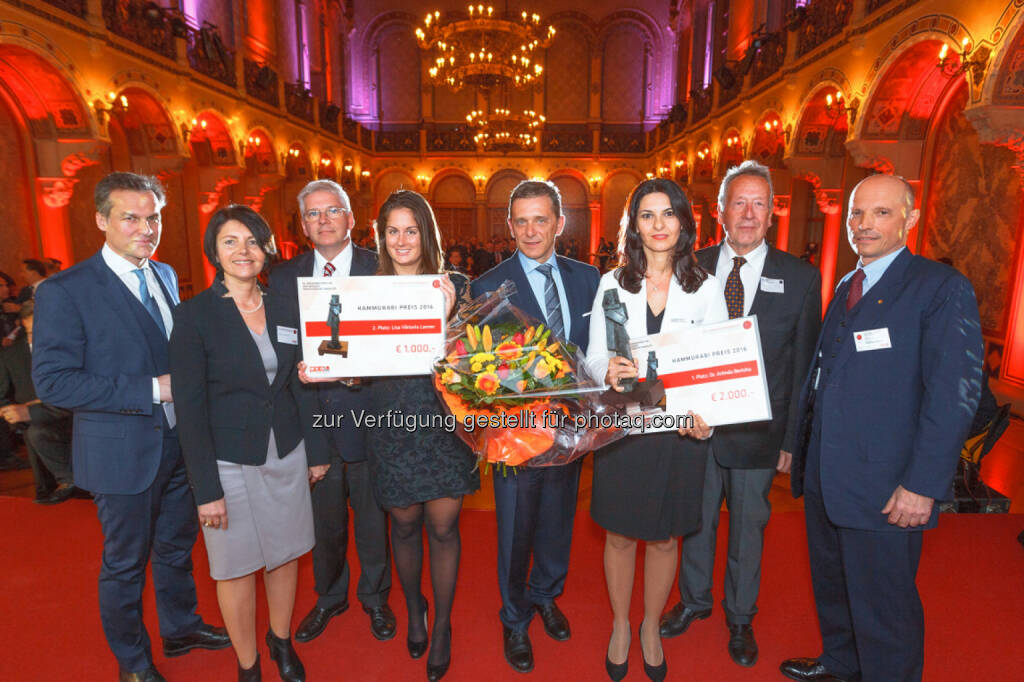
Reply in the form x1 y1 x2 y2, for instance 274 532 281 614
366 190 479 681
584 179 727 681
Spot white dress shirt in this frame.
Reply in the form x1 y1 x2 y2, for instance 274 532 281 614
714 239 768 316
313 241 354 278
102 244 173 405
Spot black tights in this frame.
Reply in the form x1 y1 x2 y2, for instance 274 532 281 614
389 496 464 666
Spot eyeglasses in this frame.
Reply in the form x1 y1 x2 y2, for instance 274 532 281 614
303 206 349 222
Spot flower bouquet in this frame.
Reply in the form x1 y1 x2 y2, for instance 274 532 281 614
434 280 625 467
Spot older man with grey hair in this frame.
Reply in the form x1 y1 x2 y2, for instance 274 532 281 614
268 179 395 643
660 160 821 669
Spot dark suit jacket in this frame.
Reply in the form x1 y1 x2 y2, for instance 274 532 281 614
168 279 329 505
268 245 378 462
697 244 821 468
32 252 179 494
471 252 600 353
0 335 71 425
790 250 983 531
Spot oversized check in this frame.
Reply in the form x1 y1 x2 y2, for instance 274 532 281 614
297 275 445 378
626 316 772 433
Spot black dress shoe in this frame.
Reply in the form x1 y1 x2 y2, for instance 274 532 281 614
294 602 348 643
605 627 629 681
502 625 534 673
534 601 570 640
238 654 261 682
37 483 77 505
364 603 397 640
727 623 758 666
266 630 305 682
118 667 166 682
162 623 231 657
408 598 429 659
640 620 666 682
426 626 451 681
658 602 711 638
780 657 851 681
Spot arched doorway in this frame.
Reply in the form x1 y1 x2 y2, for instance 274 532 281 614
550 174 589 261
431 173 476 247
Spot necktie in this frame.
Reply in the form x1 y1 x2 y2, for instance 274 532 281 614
846 269 866 311
323 262 336 277
133 269 167 338
535 263 566 341
724 256 746 319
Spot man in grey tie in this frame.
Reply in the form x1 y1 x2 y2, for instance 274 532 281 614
470 180 600 674
33 172 228 681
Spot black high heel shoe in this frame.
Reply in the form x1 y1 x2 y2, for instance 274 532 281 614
605 624 629 681
425 626 451 681
266 630 305 682
407 597 429 659
639 620 666 682
238 653 261 682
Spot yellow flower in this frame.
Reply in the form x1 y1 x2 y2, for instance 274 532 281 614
533 359 550 380
441 368 458 385
482 325 493 351
471 362 482 373
475 372 500 395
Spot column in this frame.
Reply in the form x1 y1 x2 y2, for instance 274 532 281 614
815 189 843 309
773 195 791 252
35 178 77 267
589 201 602 266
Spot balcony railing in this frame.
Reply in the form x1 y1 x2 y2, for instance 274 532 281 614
796 0 853 58
42 0 86 17
244 59 279 108
542 124 591 154
691 87 713 123
319 102 341 134
186 25 236 88
750 33 787 86
102 0 177 61
375 128 419 153
866 0 896 13
426 126 474 153
285 83 315 123
599 125 645 154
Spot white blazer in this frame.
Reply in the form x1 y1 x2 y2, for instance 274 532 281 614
585 269 729 387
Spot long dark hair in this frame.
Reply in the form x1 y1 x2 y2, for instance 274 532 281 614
615 178 707 294
374 190 444 275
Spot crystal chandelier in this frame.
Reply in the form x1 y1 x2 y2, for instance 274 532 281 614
416 5 555 91
466 107 546 151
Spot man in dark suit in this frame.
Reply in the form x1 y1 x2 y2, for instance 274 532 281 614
660 161 821 667
471 180 600 674
0 301 75 503
32 172 229 682
781 174 983 682
268 179 395 643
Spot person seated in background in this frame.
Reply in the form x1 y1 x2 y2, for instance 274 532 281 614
0 302 75 503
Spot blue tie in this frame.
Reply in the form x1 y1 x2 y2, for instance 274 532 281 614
535 263 566 342
133 269 167 337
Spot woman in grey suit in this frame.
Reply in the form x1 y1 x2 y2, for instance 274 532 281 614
170 205 330 682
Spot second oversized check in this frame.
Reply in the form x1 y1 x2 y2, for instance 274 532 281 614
628 316 772 432
298 275 445 378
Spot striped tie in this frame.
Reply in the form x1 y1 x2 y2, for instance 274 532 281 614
133 269 167 338
323 262 336 277
724 256 746 319
535 263 566 341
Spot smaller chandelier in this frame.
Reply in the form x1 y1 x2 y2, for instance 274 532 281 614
416 5 555 91
466 107 546 151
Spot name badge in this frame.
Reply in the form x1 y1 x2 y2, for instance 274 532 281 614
853 327 892 352
277 326 299 345
759 277 784 294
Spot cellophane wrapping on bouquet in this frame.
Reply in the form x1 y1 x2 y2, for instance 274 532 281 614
433 280 625 467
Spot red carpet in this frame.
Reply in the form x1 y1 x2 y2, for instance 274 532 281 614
0 496 1020 681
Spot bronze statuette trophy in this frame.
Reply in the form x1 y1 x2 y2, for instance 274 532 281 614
602 289 665 407
318 294 349 357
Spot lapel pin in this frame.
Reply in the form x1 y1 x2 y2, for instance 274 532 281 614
877 299 883 304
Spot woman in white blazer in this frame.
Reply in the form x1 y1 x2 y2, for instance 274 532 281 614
585 178 728 681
